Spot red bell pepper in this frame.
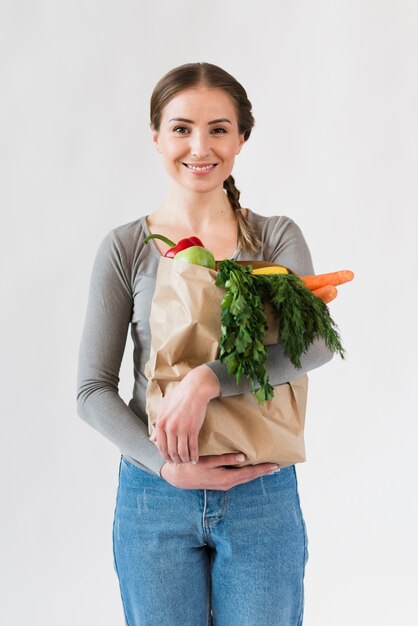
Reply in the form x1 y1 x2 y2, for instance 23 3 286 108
143 233 204 258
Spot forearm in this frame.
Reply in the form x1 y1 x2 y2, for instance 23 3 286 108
77 382 165 476
205 338 333 397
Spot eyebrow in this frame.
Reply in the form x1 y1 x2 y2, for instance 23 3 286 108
168 117 232 125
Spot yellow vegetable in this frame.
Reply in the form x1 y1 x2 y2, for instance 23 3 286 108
251 266 289 275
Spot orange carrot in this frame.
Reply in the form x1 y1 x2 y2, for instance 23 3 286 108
300 270 354 291
312 285 338 304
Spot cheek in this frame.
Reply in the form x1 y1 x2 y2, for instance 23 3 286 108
218 150 237 167
164 141 188 161
220 139 240 159
160 145 180 166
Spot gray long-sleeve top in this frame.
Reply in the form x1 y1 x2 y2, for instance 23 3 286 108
77 209 333 476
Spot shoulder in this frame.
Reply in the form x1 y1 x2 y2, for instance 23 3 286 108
246 209 295 232
105 217 146 249
244 208 314 274
245 208 307 251
91 216 155 284
96 216 148 261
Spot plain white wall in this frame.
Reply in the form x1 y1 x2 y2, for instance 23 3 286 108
2 1 417 624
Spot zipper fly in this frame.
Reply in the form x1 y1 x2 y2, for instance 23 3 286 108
202 489 228 533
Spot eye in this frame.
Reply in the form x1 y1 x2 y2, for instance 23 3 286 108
211 127 227 134
173 126 190 134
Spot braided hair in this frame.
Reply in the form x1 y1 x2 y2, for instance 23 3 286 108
150 62 261 253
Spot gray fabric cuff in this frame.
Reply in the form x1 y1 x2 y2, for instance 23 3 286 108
146 452 167 478
205 360 252 397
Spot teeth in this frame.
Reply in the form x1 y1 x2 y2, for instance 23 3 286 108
186 164 215 171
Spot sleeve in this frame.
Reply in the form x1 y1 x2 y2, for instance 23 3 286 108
205 217 334 396
76 231 165 476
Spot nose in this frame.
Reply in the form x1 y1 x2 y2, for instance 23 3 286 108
190 131 211 158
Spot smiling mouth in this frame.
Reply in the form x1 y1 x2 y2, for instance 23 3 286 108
183 163 218 171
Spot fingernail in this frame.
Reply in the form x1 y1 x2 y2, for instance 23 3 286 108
235 454 245 461
191 460 197 465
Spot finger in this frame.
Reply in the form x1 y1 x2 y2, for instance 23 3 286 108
166 430 183 464
225 463 280 489
155 422 170 462
205 453 247 467
188 434 199 465
212 463 280 491
177 434 191 464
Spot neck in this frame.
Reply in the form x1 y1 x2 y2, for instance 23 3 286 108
153 181 235 230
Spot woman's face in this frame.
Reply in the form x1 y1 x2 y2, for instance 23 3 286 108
152 86 246 193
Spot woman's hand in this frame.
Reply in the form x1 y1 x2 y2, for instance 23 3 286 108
160 453 281 490
151 365 221 465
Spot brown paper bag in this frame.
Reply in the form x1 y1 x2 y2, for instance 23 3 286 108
145 257 308 468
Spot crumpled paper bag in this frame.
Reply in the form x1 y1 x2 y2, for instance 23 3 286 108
145 257 308 468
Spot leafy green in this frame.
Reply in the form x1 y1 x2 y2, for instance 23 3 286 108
216 261 274 402
216 260 345 403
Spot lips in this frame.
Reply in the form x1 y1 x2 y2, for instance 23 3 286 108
183 163 218 171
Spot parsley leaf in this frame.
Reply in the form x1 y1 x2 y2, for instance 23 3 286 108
216 260 345 403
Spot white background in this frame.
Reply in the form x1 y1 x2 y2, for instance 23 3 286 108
2 1 417 624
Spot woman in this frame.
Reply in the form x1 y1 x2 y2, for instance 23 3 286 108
77 62 333 626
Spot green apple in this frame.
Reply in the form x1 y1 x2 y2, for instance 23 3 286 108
174 246 216 269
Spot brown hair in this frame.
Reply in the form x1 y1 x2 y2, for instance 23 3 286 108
150 62 261 253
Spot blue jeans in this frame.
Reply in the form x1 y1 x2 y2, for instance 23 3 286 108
112 456 309 626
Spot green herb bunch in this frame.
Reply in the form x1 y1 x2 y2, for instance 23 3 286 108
216 260 273 403
216 260 345 404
